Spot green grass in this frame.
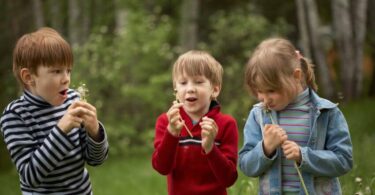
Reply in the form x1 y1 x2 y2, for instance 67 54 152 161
337 98 375 194
89 154 167 195
0 98 374 194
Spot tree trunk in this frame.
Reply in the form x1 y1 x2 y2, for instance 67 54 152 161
295 0 311 59
352 0 368 98
332 0 368 101
331 0 355 101
114 0 127 34
50 0 63 33
69 0 80 46
179 0 200 52
33 0 45 28
368 0 375 96
305 0 335 99
81 1 91 42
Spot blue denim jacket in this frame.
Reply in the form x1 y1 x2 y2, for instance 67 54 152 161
239 89 353 195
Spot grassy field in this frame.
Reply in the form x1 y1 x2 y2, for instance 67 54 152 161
0 98 374 194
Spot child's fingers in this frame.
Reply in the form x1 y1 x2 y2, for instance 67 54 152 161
201 129 213 139
169 115 180 124
171 102 184 108
282 141 300 159
167 108 179 116
264 124 280 132
74 117 84 127
68 101 81 110
167 104 183 117
78 101 97 112
69 107 89 116
200 124 217 138
201 117 218 131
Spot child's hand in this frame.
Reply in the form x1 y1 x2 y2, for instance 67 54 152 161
58 101 89 134
281 140 302 163
200 116 218 154
263 124 288 157
78 101 100 140
167 101 184 137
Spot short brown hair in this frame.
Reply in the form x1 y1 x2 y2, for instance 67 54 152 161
244 38 317 99
12 27 73 88
172 50 223 88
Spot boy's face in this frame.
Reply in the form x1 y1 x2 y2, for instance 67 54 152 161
28 65 71 106
174 73 220 121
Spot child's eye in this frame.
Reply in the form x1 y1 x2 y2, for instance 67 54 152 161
267 89 276 93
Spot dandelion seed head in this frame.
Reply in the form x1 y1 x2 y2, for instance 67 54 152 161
77 83 89 102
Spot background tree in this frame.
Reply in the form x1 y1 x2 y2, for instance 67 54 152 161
302 0 336 99
369 0 375 96
332 0 368 101
32 0 44 28
179 0 199 52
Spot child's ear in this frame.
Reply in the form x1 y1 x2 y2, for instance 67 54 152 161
293 68 302 81
211 85 221 100
20 68 35 87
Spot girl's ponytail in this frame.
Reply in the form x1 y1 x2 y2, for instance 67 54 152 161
300 57 318 91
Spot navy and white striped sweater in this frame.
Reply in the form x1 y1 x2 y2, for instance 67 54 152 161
0 89 109 194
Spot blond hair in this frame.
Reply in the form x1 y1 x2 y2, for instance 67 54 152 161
12 27 73 88
172 50 223 88
244 38 317 98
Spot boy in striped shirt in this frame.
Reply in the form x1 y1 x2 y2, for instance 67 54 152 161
0 27 109 194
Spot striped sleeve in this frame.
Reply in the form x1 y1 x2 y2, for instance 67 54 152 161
85 123 109 166
1 110 75 187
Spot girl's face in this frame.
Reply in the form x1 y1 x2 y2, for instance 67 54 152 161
175 73 220 121
28 65 71 106
257 89 291 111
257 69 304 111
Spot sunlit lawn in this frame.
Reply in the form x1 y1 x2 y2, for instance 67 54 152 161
0 98 374 194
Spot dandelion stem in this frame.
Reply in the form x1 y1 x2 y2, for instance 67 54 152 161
182 123 193 138
174 89 193 138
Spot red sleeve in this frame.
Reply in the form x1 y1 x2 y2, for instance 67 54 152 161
152 114 179 175
205 116 238 187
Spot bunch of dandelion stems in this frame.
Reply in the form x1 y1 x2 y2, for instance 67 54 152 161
266 109 309 195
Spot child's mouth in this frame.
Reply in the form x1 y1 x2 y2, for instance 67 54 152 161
59 89 68 96
186 97 197 102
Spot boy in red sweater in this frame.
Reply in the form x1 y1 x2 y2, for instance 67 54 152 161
152 50 238 195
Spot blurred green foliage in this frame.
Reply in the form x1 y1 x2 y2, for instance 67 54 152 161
72 9 175 155
70 7 290 155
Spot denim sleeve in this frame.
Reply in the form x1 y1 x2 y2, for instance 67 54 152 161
300 108 353 177
239 108 277 177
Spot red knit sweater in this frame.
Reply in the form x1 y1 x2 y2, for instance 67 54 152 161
152 102 238 195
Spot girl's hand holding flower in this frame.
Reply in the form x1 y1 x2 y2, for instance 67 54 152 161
282 140 302 163
263 124 288 157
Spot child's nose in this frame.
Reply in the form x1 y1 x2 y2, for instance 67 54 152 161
262 95 271 105
62 72 70 84
186 83 196 93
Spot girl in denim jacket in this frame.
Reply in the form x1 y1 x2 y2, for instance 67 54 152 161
239 38 353 195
